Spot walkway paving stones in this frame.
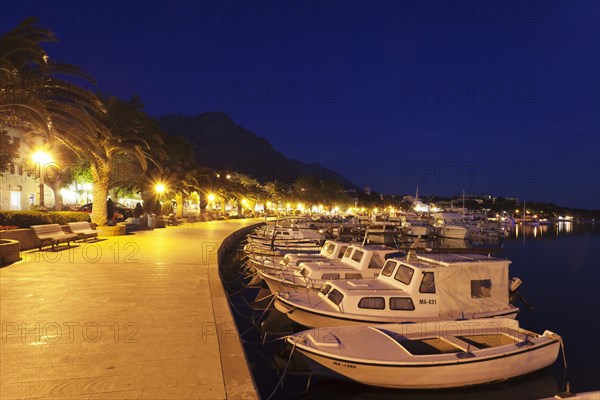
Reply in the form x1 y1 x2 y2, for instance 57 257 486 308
1 220 261 399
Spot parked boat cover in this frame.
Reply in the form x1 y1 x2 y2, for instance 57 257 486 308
435 260 510 317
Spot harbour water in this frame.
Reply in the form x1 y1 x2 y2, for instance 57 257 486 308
221 221 600 399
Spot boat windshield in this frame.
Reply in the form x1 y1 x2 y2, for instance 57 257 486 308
380 260 396 277
394 264 415 285
319 284 332 295
327 289 344 306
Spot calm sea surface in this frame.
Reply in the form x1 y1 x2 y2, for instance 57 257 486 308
221 222 600 400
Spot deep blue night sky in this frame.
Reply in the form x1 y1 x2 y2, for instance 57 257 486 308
1 1 598 209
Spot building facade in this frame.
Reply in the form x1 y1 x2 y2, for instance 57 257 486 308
0 127 53 211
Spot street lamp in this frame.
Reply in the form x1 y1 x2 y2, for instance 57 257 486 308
155 183 166 205
32 150 51 207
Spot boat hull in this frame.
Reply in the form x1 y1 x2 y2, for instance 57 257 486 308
274 296 519 327
294 340 560 389
435 225 468 239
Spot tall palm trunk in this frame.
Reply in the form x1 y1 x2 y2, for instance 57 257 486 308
90 164 109 226
49 181 63 211
175 193 184 218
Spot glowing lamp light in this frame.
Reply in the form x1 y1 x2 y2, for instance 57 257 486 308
155 183 166 193
32 150 52 165
208 193 216 202
241 198 248 205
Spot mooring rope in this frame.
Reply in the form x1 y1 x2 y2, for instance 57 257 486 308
266 339 296 400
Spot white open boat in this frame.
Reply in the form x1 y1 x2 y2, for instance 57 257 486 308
275 253 519 327
287 318 561 389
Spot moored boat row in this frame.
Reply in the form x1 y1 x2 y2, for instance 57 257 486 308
237 220 565 390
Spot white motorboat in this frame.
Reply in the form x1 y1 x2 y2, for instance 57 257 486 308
433 212 469 239
400 215 433 237
275 253 519 327
363 223 399 245
287 318 561 389
260 244 400 293
247 240 351 276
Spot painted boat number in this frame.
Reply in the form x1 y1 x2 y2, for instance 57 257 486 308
333 361 356 369
419 299 437 305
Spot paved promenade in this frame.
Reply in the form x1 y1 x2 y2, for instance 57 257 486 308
1 220 262 399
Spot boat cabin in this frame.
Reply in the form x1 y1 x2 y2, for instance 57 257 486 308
282 240 350 269
317 253 513 320
297 244 401 282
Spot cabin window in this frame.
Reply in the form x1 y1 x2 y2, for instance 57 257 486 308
321 273 340 280
351 250 364 263
326 243 335 254
320 284 332 295
381 260 396 277
390 297 415 310
327 289 344 306
343 247 353 258
358 297 385 310
345 273 362 280
368 253 386 269
419 272 436 293
394 264 414 285
338 246 348 258
471 279 492 298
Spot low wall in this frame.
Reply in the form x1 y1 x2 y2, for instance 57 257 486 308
0 239 21 265
217 222 264 265
0 229 37 251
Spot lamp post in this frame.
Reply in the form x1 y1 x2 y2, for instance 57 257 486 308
32 150 51 207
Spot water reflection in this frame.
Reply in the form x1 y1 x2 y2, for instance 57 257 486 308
557 221 574 234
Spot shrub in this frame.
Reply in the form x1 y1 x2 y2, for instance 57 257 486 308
0 211 89 228
48 212 90 225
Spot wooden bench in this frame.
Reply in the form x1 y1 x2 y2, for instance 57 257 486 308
31 224 79 251
67 221 98 241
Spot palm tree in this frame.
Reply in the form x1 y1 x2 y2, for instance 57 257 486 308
86 96 165 225
1 17 103 138
264 180 290 213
